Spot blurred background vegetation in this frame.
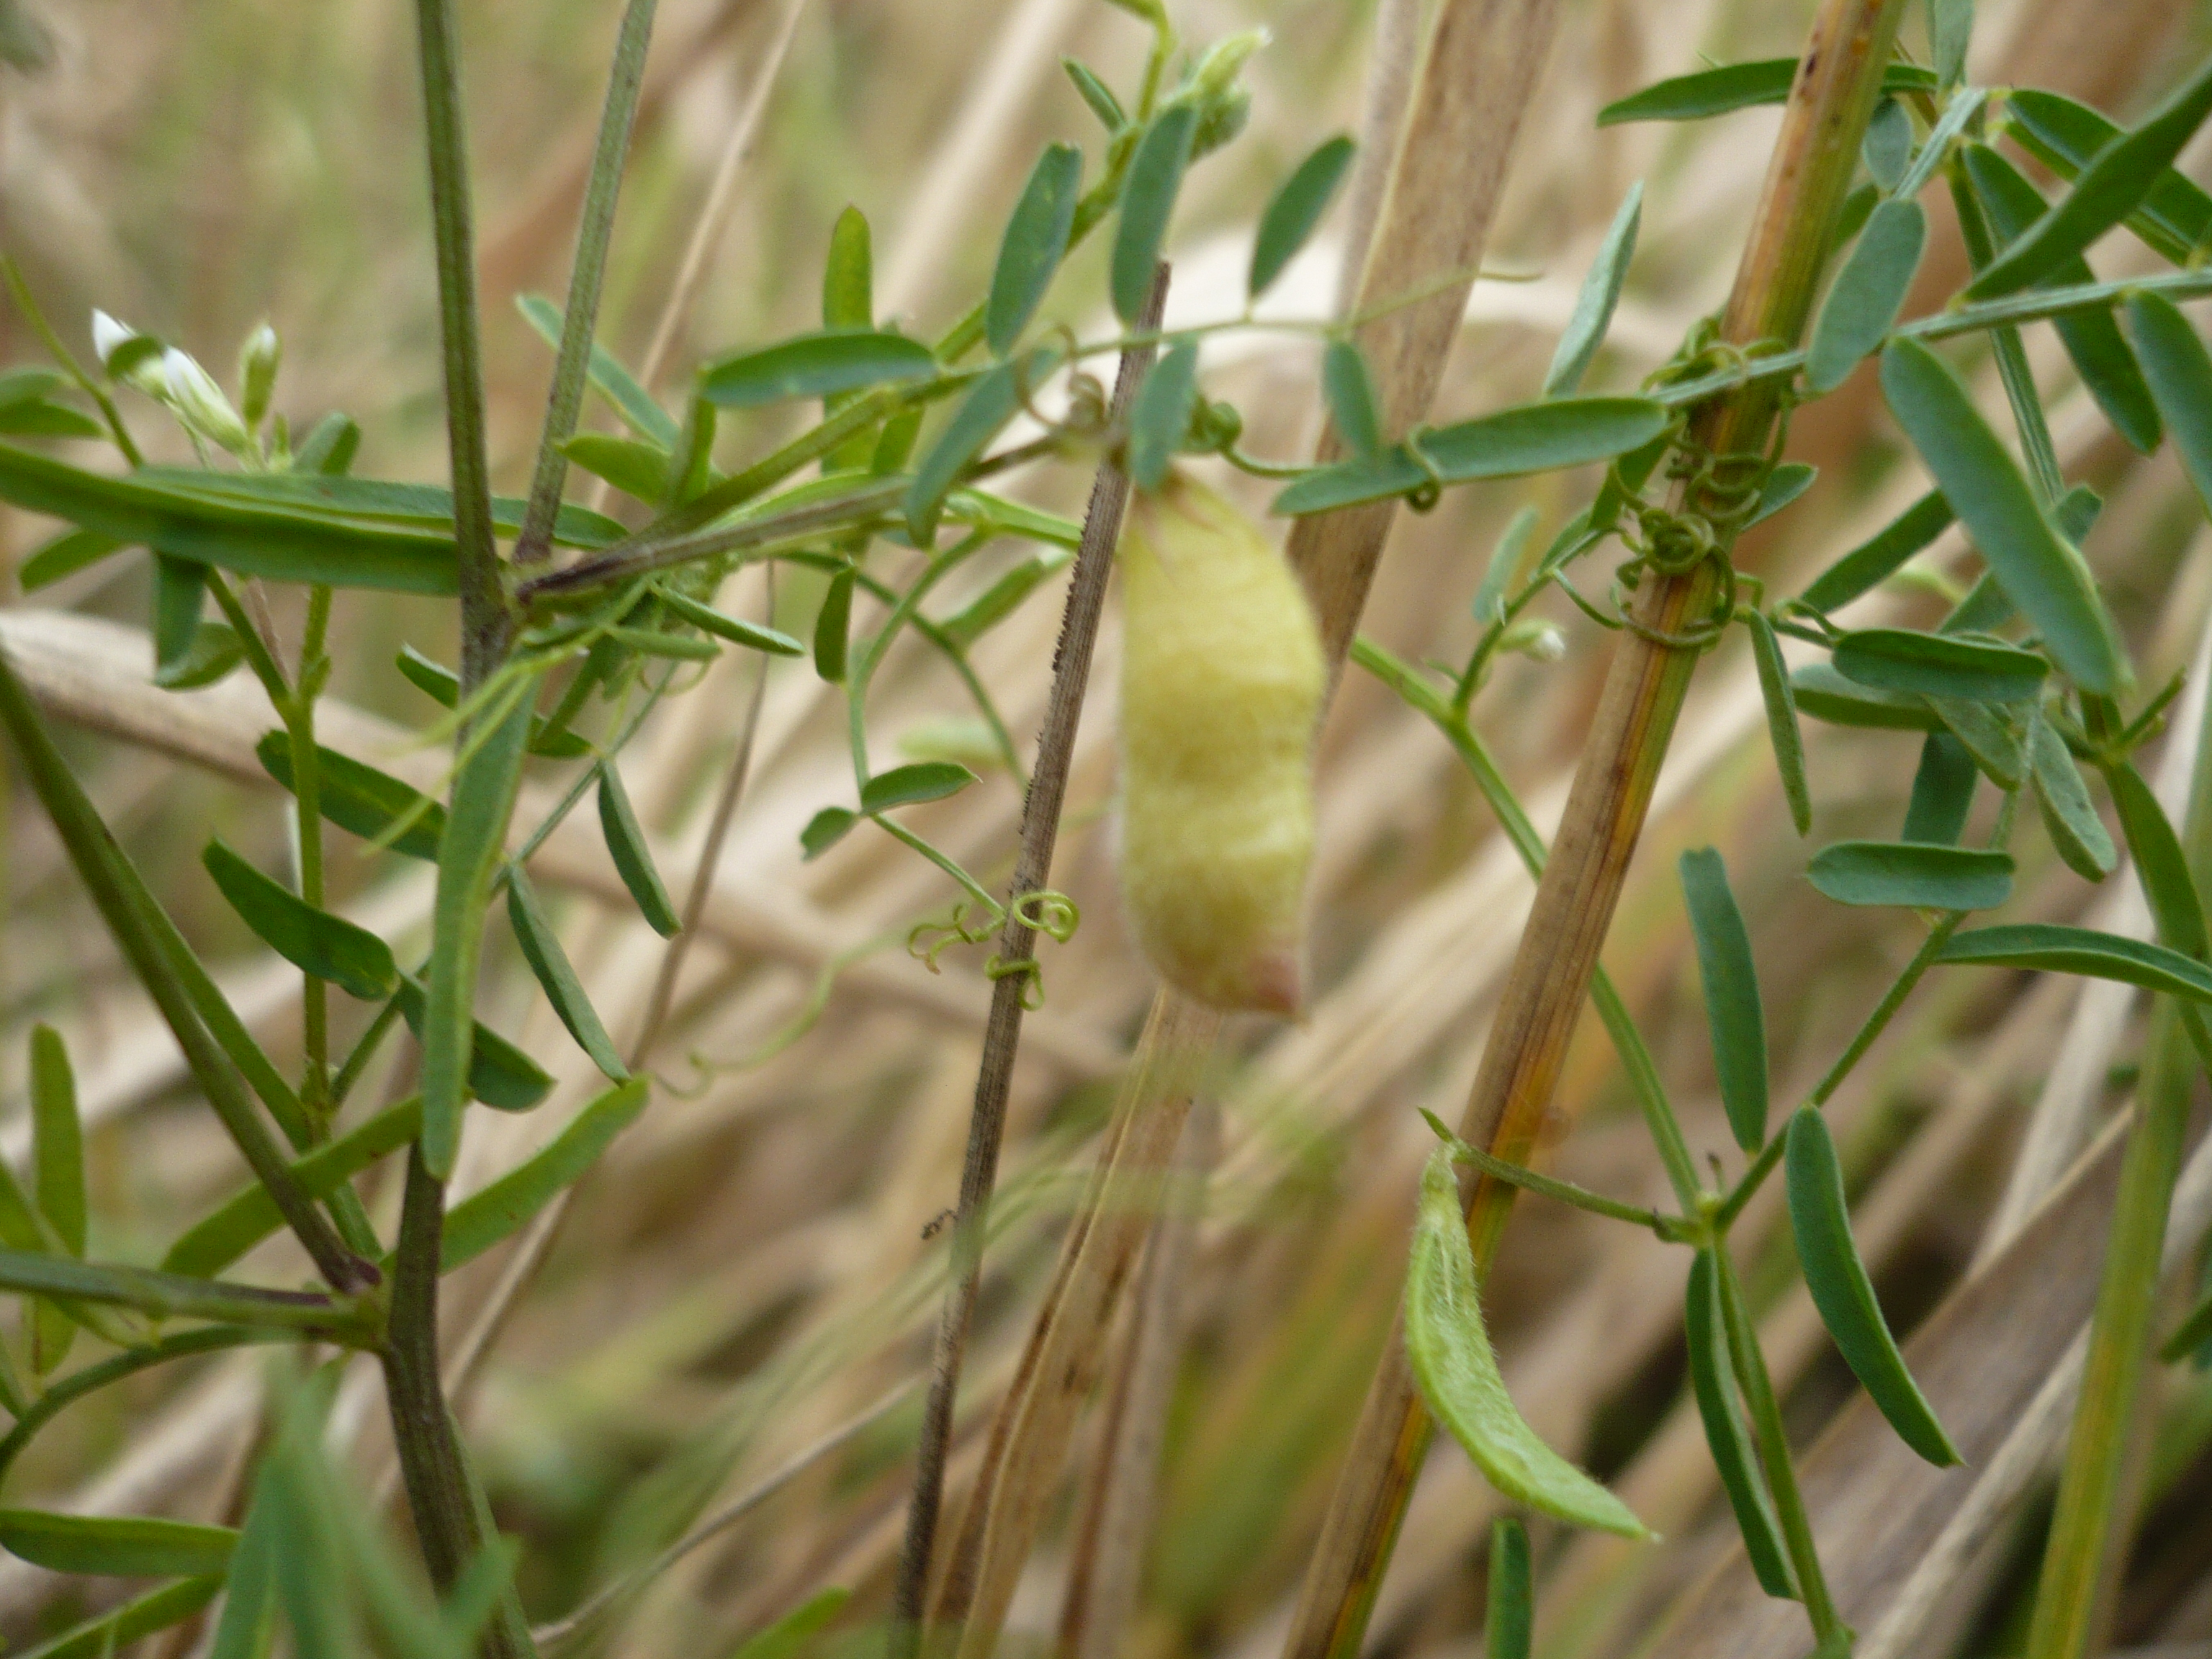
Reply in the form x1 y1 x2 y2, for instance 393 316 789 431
1 0 2211 1655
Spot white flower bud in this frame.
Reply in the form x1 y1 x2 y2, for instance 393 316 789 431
1502 619 1567 662
90 309 139 371
161 346 253 454
238 323 280 430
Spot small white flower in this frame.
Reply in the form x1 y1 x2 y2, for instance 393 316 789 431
161 347 252 453
90 309 138 371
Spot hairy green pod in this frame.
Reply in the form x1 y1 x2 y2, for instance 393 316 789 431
1118 472 1323 1014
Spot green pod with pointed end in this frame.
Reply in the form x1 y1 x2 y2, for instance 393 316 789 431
1118 472 1323 1014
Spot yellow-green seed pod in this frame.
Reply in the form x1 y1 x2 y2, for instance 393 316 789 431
1118 469 1323 1015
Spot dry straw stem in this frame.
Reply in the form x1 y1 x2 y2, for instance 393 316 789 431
927 0 1565 1648
1282 4 1903 1653
891 262 1169 1650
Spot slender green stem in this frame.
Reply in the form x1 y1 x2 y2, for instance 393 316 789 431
1716 1247 1846 1647
0 257 143 467
1947 166 2064 503
877 817 1002 913
844 532 988 788
514 0 658 567
293 586 335 1118
0 1249 374 1339
1424 1113 1683 1235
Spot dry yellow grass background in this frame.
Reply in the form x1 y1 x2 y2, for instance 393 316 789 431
1 0 2211 1655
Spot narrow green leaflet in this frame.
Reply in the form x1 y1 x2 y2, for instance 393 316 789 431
1685 1251 1798 1600
1486 1518 1534 1659
164 1099 422 1278
1806 840 2013 909
1789 662 1941 732
1747 611 1811 836
12 1577 223 1659
1596 60 1936 125
1679 848 1769 1151
1249 134 1355 299
0 1510 237 1577
1545 181 1642 398
1830 628 2045 703
823 204 873 332
0 402 102 439
939 549 1072 647
518 292 681 448
1128 341 1200 492
729 1587 853 1659
2004 90 2212 266
136 468 626 552
597 760 680 937
1745 462 1817 529
1936 923 2212 1001
1863 99 1912 192
1807 198 1927 394
1902 732 1977 845
656 588 804 655
2162 1288 2212 1363
1879 338 2126 694
205 1486 276 1659
561 433 670 504
152 554 208 683
1786 1108 1960 1465
861 760 977 814
293 413 361 475
1114 104 1199 323
1403 1148 1649 1536
906 349 1055 541
154 622 245 692
202 840 398 1001
986 144 1082 356
1274 397 1671 516
1927 693 2026 789
1064 57 1125 131
1930 0 1972 87
1797 490 1953 615
0 444 459 595
439 1079 648 1272
0 367 66 408
1320 338 1383 461
2026 714 2116 881
506 869 628 1082
394 977 553 1112
1969 52 2212 297
801 806 859 860
28 1024 82 1374
2129 292 2212 516
19 528 122 592
421 699 534 1174
701 331 938 410
2107 762 2208 958
256 734 446 860
1961 143 2161 454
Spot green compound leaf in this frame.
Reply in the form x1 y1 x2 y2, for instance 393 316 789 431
1879 338 2126 695
1790 662 1941 732
1113 104 1199 323
439 1078 647 1272
256 734 446 861
1936 922 2212 1001
2130 292 2212 518
421 699 534 1174
1545 181 1643 399
1806 840 2013 910
506 868 629 1082
202 840 397 1002
597 760 680 938
163 1099 421 1279
2027 714 2116 881
700 330 937 410
1969 51 2212 298
1785 1108 1961 1466
1596 59 1936 125
1797 490 1953 616
2108 762 2208 958
1807 197 1927 394
656 588 804 656
1902 732 1977 846
1274 397 1670 516
2004 90 2212 266
0 1510 236 1578
1747 611 1812 837
0 444 460 595
861 760 978 814
1679 848 1769 1152
986 143 1083 357
1128 341 1201 493
1685 1250 1798 1600
1250 133 1355 299
1830 627 2046 703
1404 1148 1649 1536
1961 143 2161 454
1486 1517 1534 1659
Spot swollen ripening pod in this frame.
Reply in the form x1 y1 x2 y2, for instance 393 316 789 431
1118 470 1323 1015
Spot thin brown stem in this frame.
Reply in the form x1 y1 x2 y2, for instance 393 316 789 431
1280 4 1904 1655
888 263 1169 1659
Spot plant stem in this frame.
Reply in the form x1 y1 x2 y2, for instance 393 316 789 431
2025 662 2212 1657
1280 6 1904 1653
513 0 657 567
293 585 334 1118
888 264 1169 1659
0 1249 372 1338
